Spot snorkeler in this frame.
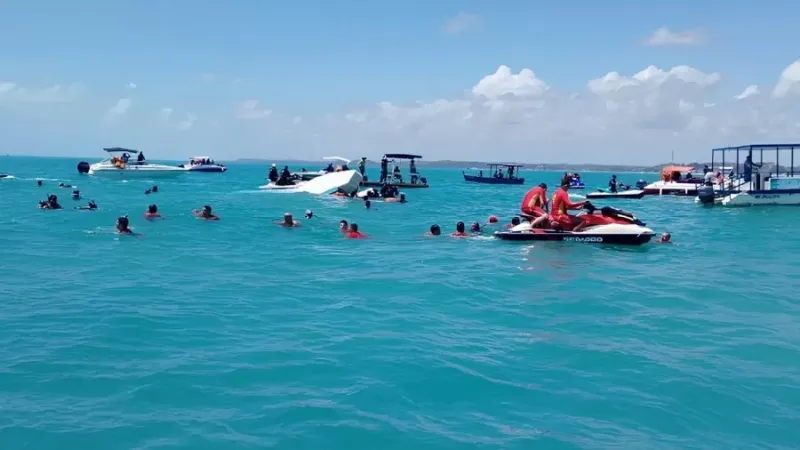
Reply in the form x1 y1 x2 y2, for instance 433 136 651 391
72 190 81 200
39 194 62 210
116 216 134 234
346 223 366 239
144 204 161 219
193 205 220 220
426 224 441 236
37 180 42 187
451 221 469 237
75 200 98 210
304 209 313 219
274 212 300 227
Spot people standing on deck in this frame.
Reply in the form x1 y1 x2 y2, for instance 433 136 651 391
380 156 388 182
744 154 761 184
704 169 716 186
358 157 366 176
608 175 618 193
409 158 418 184
508 166 515 179
137 152 145 163
393 164 402 182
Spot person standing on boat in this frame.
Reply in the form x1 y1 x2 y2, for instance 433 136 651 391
358 157 366 176
744 153 761 184
137 152 146 163
380 156 388 182
608 175 618 193
508 166 515 179
409 158 418 184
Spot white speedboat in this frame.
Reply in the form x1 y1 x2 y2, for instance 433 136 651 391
81 148 186 178
260 169 362 195
180 156 227 173
292 156 352 181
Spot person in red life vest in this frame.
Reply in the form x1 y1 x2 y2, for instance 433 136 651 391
144 204 161 219
193 205 220 220
549 181 588 231
451 221 469 237
521 183 551 228
274 212 301 227
346 223 366 239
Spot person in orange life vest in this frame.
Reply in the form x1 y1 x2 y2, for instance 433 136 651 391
550 181 588 232
521 183 551 228
347 223 366 239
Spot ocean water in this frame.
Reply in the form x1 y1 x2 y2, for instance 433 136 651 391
2 155 800 450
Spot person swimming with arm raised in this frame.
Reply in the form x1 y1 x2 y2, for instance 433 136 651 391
75 200 98 210
193 205 220 220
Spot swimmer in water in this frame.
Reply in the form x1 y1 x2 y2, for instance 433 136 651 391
655 232 672 244
386 193 407 203
58 182 74 189
37 180 42 187
152 185 158 193
39 194 62 210
144 204 161 219
304 209 313 219
116 216 134 234
76 200 98 210
470 222 482 234
72 190 81 200
193 205 220 220
274 212 300 227
346 223 366 239
364 199 371 209
451 221 469 237
426 224 441 236
339 220 349 232
506 217 521 229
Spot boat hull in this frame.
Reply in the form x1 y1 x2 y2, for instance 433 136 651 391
643 181 699 196
715 190 800 207
586 190 645 199
360 180 428 189
89 165 186 178
187 165 227 172
494 227 654 245
463 174 525 184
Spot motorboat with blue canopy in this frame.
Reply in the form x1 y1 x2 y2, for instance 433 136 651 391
695 143 800 206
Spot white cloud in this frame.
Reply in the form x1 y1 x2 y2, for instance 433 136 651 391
178 113 197 130
772 60 800 98
644 27 707 46
107 98 131 116
0 82 81 103
444 12 481 35
472 65 549 100
734 85 760 100
235 100 272 120
159 107 173 121
126 82 137 89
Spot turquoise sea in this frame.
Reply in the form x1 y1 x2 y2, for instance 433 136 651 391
2 155 800 450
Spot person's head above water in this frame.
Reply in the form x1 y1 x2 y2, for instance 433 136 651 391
340 220 348 229
660 232 671 242
283 212 294 224
37 180 42 186
349 223 359 232
116 215 129 231
148 204 158 213
470 222 481 232
88 200 97 209
365 199 371 209
430 224 441 235
152 185 158 192
456 221 465 233
304 209 313 219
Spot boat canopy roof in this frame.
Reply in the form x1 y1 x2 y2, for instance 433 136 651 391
486 163 524 168
190 156 211 160
322 156 351 164
661 165 694 174
712 143 800 152
104 147 139 154
384 153 422 159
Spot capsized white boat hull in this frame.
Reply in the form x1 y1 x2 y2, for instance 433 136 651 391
298 170 363 195
259 182 306 190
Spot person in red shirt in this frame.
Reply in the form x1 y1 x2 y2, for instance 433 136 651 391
144 204 161 219
346 223 366 239
550 181 588 231
521 183 552 228
451 221 469 237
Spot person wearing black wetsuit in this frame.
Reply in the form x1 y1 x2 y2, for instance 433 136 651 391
608 175 618 193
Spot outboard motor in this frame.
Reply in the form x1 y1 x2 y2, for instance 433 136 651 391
696 185 716 205
77 161 90 174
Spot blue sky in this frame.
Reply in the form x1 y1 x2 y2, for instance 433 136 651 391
2 0 799 163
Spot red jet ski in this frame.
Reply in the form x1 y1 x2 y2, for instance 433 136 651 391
494 203 655 245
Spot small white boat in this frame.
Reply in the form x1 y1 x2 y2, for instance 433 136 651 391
643 165 702 196
259 181 306 190
586 189 646 199
82 148 186 178
181 156 227 173
259 170 362 195
293 156 353 180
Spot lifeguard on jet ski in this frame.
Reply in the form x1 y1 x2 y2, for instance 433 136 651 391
496 180 654 245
